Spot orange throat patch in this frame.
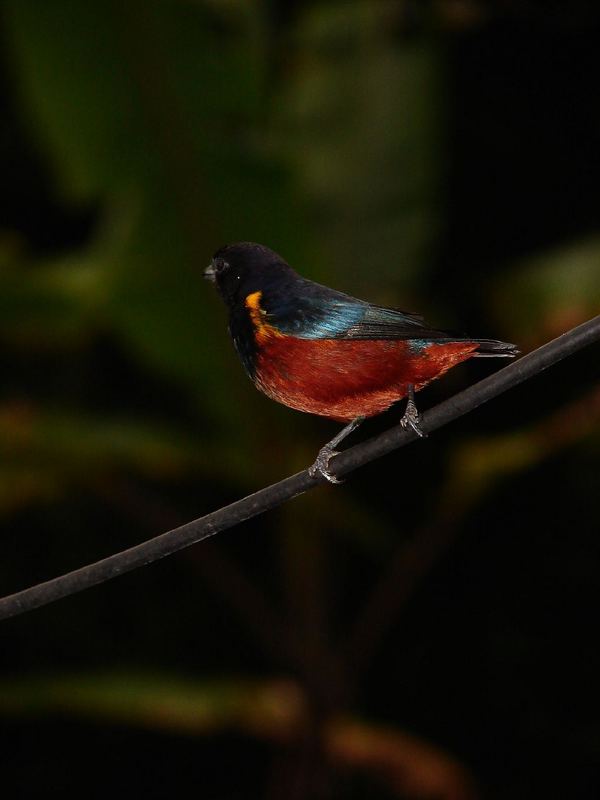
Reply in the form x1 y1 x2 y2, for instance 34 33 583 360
244 290 283 345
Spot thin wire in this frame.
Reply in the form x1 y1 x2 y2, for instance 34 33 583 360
1 315 599 622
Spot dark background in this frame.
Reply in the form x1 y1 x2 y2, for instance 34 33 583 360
1 2 599 798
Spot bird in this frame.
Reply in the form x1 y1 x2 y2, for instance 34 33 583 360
204 242 518 483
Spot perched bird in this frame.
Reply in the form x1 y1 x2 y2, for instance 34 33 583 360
205 242 517 483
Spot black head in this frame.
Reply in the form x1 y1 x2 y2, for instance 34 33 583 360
204 242 296 307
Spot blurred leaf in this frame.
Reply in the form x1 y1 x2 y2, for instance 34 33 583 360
440 383 600 516
2 0 304 429
0 673 304 737
0 252 106 347
282 1 442 296
0 401 251 514
494 235 600 345
0 671 476 799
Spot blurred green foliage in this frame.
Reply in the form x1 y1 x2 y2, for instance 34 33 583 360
0 2 599 799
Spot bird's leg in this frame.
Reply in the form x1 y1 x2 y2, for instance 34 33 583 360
400 384 426 438
308 416 365 484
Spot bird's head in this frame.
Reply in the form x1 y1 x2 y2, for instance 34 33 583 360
204 242 295 306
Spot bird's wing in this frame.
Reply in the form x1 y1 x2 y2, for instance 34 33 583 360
339 303 451 340
258 280 517 354
262 281 449 341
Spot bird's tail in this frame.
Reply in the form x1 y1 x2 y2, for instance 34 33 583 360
470 338 519 358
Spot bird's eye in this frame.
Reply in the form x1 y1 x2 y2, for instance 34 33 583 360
214 258 229 273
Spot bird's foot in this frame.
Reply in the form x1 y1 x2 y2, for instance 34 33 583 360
308 444 343 484
308 416 365 484
400 385 426 438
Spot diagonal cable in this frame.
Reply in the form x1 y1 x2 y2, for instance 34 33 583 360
1 315 599 622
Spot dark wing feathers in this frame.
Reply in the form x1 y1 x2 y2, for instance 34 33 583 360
263 280 428 340
261 278 518 355
341 306 518 355
342 303 447 340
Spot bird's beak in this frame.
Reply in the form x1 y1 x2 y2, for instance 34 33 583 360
204 262 216 282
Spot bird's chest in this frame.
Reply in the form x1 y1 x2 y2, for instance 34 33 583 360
251 335 413 420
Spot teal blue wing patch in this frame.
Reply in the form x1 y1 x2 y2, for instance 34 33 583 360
261 279 438 341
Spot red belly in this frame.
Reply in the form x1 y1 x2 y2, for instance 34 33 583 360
253 337 478 422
